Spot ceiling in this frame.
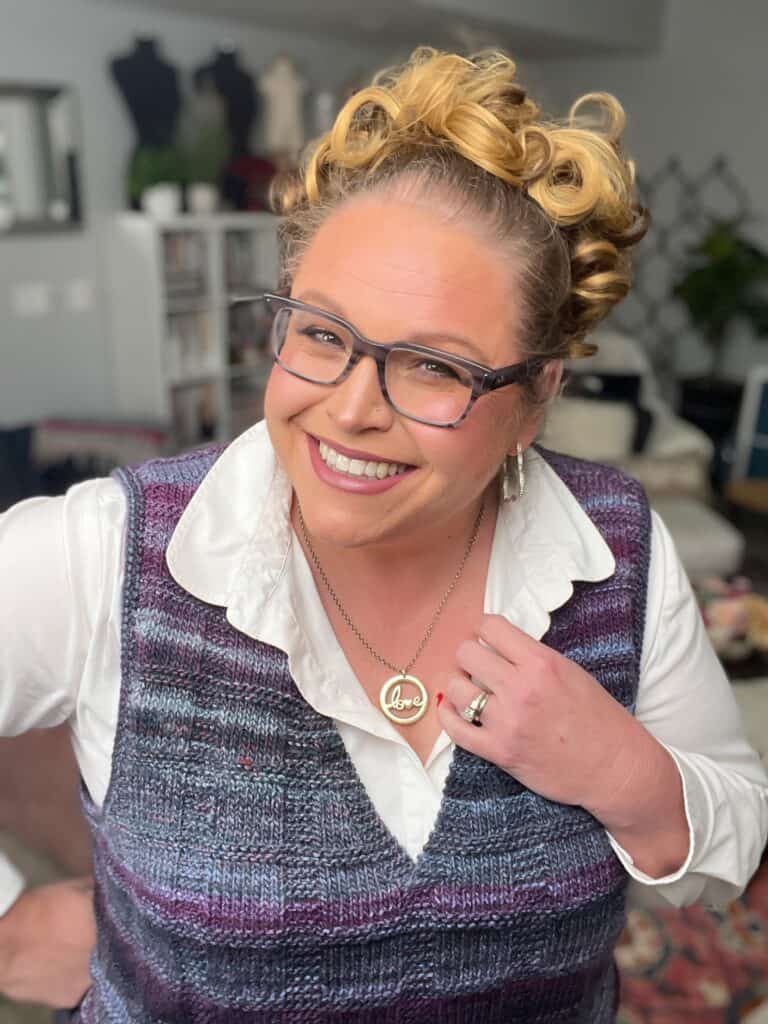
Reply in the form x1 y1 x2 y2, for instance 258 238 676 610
95 0 664 56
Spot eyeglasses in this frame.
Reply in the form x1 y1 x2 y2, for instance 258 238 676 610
260 293 546 428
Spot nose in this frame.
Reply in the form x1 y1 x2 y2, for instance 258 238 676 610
325 355 394 432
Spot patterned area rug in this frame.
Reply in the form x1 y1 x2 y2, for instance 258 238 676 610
617 856 768 1022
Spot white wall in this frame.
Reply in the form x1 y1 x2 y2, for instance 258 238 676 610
0 0 394 424
530 0 768 379
3 0 763 422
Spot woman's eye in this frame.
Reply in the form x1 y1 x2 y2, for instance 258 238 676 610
419 359 462 380
301 326 344 347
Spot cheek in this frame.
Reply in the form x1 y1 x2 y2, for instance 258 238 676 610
490 390 527 432
415 418 506 488
466 398 521 462
264 366 316 423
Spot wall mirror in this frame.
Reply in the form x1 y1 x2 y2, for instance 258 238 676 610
0 84 83 235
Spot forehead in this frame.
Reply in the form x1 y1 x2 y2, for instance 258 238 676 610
292 197 520 360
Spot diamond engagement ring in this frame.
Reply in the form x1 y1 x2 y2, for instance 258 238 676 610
459 691 489 727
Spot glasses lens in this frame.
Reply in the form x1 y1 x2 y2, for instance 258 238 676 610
271 306 353 383
385 349 473 425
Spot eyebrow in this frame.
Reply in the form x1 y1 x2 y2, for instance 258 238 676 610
296 288 490 363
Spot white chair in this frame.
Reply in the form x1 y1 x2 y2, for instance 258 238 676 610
541 328 744 579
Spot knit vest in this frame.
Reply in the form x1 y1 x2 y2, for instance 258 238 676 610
77 445 650 1023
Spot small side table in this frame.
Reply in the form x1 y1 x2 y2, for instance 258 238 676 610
725 479 768 516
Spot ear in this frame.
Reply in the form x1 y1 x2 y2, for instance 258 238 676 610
540 359 564 400
514 359 564 452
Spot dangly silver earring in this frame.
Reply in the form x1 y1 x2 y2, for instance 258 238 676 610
500 442 525 503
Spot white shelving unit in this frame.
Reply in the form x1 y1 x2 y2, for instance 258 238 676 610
106 212 279 451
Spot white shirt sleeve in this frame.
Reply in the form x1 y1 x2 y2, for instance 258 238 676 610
0 478 125 916
0 857 24 917
607 510 768 907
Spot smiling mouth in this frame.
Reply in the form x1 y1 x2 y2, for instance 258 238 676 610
317 439 413 479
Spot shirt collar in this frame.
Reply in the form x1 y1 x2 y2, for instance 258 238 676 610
166 419 616 647
166 420 292 612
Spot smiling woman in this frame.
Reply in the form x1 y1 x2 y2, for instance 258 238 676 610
263 193 551 555
0 46 767 1024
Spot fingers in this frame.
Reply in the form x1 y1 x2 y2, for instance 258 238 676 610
478 614 543 660
455 615 538 694
455 637 516 693
443 673 491 713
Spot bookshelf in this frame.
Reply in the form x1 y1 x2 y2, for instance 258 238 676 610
107 213 279 451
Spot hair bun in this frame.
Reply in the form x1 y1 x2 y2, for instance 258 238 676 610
300 49 557 201
272 47 649 363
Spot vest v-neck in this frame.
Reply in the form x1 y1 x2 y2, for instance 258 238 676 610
326 711 459 873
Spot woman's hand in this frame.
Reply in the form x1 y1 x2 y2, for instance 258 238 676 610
0 877 96 1008
438 615 689 877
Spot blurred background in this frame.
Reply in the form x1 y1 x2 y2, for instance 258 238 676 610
1 1 768 1021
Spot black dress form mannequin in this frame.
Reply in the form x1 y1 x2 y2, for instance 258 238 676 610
193 49 258 158
110 37 181 147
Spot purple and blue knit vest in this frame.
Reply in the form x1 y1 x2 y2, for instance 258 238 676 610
77 445 650 1023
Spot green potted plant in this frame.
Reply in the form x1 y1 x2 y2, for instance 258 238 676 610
673 219 768 442
128 144 186 215
177 80 231 214
674 219 768 375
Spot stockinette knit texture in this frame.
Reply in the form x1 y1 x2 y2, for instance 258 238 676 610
75 444 650 1023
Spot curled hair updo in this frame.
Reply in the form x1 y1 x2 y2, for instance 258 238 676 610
271 48 648 378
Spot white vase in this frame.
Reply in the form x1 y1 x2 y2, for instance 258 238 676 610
141 183 182 219
188 183 219 215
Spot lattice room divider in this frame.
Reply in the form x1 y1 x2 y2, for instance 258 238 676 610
610 155 752 393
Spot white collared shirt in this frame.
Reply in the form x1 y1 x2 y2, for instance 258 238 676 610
1 421 766 916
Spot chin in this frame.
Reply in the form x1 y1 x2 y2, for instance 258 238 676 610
300 511 387 553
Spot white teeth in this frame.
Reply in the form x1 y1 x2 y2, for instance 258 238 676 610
317 440 409 480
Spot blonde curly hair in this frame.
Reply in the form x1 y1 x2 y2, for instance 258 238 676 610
271 48 648 367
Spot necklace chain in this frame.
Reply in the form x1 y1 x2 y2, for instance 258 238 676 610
296 499 485 676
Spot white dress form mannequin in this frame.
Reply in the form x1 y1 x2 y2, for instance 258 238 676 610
258 55 306 164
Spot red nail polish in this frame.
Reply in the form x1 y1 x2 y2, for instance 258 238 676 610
436 692 444 706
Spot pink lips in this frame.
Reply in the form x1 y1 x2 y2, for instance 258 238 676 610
307 435 414 494
312 433 411 464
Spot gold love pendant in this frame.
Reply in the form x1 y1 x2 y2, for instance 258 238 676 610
379 673 428 725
